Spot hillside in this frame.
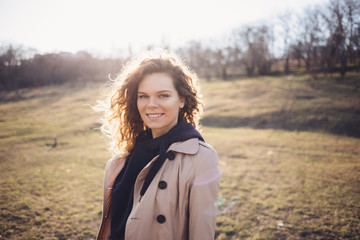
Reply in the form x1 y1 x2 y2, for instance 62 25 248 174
0 75 359 239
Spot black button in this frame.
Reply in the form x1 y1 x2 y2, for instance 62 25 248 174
166 151 175 160
157 214 166 223
158 181 167 189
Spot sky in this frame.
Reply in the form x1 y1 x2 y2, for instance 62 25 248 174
0 0 328 57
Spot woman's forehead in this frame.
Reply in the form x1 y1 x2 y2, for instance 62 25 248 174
138 73 176 91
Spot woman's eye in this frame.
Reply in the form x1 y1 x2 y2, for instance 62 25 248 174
159 94 169 98
138 95 148 99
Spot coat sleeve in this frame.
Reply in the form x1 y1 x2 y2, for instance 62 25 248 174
97 158 114 240
188 145 220 240
97 156 126 240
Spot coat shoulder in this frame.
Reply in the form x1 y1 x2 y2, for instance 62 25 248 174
107 154 127 165
196 140 218 162
191 140 219 173
104 154 127 176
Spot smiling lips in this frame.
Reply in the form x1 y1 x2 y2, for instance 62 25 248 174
147 113 164 118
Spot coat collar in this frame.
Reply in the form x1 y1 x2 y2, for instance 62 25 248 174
167 138 200 155
110 138 200 167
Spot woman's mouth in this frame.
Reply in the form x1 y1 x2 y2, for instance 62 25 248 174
147 113 164 118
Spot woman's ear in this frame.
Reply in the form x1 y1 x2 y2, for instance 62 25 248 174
180 97 185 108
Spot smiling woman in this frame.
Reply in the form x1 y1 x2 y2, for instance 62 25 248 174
96 49 220 240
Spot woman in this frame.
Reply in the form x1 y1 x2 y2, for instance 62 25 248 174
97 50 220 240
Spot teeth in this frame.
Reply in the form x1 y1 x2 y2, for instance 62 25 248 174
147 114 162 118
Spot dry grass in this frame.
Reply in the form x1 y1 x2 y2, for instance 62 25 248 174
205 127 360 239
0 75 359 239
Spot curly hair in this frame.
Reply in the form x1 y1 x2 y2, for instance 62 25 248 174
97 50 204 156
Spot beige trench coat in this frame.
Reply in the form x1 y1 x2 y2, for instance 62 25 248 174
97 138 220 240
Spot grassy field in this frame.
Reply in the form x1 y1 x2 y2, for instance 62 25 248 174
0 74 359 239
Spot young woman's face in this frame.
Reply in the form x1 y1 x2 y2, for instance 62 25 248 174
137 72 185 138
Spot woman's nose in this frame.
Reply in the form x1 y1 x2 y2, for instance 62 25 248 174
147 97 158 107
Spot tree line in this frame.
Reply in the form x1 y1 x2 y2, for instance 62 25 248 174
178 0 360 80
0 0 359 91
0 46 121 90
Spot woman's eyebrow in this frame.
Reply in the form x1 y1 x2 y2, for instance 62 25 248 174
137 90 172 94
158 90 172 93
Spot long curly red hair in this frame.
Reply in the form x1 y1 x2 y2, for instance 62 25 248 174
98 50 203 156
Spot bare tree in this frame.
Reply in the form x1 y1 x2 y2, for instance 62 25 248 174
322 0 360 76
0 44 24 89
176 41 217 80
278 12 294 74
297 6 324 74
343 0 360 71
233 24 274 76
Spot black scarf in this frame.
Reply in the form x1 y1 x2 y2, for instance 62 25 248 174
110 119 204 240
